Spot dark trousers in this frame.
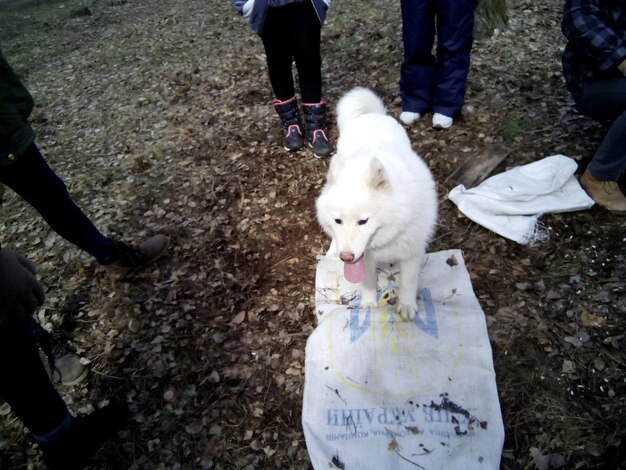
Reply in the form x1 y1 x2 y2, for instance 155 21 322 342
0 317 68 435
0 143 115 262
400 0 475 117
574 78 626 181
260 2 322 103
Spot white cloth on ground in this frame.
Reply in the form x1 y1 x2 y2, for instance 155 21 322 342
448 155 594 244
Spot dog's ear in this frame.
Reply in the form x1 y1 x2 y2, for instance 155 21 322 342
367 157 390 191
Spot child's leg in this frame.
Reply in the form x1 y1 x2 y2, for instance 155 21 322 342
261 6 306 151
0 143 115 262
288 2 331 157
291 1 322 103
260 7 296 101
433 0 475 118
400 0 437 115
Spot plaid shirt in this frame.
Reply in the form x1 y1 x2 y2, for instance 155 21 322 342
561 0 626 94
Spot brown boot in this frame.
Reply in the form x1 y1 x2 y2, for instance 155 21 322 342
580 169 626 213
101 234 170 279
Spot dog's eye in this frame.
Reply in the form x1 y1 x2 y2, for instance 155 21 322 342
358 218 369 226
334 219 342 225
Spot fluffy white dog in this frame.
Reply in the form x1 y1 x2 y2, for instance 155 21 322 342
316 87 438 320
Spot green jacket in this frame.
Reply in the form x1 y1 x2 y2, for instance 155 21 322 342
0 50 36 168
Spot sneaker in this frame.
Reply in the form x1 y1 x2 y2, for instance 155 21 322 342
34 323 89 387
432 113 453 129
39 348 89 387
101 234 170 279
399 111 421 125
39 400 129 470
51 354 89 386
580 169 626 213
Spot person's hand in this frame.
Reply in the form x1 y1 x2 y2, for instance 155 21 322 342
0 248 45 324
242 0 254 20
618 58 626 77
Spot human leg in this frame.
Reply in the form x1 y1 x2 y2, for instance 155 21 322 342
260 7 296 102
399 0 437 117
0 143 115 262
0 317 69 436
432 0 475 120
260 7 306 152
575 78 626 182
0 317 129 468
290 2 332 157
0 143 170 275
575 78 626 212
291 1 322 104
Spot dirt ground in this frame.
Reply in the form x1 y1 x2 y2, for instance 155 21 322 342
0 0 625 469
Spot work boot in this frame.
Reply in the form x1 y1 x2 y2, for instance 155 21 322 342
101 234 170 279
302 100 333 158
273 97 304 152
38 400 129 470
580 168 626 214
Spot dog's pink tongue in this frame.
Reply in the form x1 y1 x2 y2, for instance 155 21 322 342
344 257 366 283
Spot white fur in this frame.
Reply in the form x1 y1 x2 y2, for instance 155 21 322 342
316 87 438 320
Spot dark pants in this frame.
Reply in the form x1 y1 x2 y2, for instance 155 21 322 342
400 0 475 117
0 143 115 262
574 78 626 181
0 317 68 435
260 2 322 103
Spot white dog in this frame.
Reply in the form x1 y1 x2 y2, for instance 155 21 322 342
316 87 438 320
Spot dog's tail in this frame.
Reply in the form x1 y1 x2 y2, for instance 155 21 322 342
336 87 387 132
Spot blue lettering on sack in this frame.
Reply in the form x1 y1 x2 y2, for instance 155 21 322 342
350 288 438 343
349 308 371 343
327 407 418 427
413 288 438 339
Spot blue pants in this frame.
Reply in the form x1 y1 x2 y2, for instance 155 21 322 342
0 317 68 435
574 78 626 182
0 143 115 262
400 0 475 117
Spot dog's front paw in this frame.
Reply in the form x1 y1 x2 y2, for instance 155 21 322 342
397 303 418 321
359 288 378 309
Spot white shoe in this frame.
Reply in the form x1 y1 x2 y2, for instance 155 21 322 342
399 111 421 125
432 113 453 129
